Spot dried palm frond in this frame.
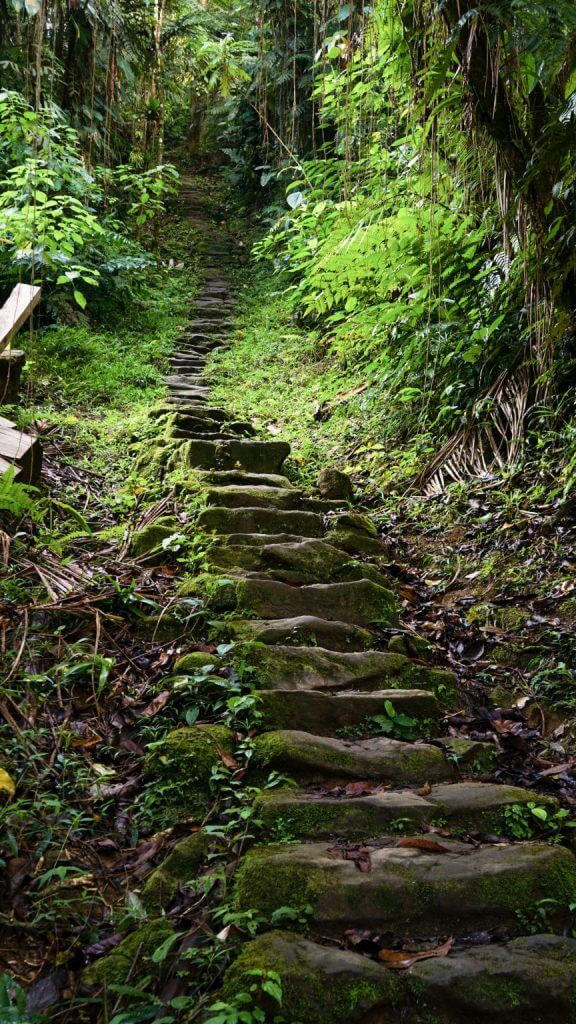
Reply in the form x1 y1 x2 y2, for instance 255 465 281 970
415 364 531 495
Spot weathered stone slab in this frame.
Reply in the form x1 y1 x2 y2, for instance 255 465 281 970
197 506 323 537
257 688 439 734
240 646 418 691
233 579 398 626
252 730 454 784
212 615 373 651
254 782 557 841
222 930 576 1024
234 840 576 936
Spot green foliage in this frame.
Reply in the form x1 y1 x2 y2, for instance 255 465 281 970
503 801 576 843
367 700 419 742
205 970 287 1024
0 468 42 520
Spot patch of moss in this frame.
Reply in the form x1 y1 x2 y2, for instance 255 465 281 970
130 516 180 557
222 931 402 1024
143 724 235 827
173 651 222 674
82 919 174 988
141 830 210 913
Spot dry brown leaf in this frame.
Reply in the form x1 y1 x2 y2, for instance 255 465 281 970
379 937 454 969
217 746 241 771
396 837 451 854
139 691 171 718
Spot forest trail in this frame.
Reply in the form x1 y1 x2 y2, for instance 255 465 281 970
121 180 576 1023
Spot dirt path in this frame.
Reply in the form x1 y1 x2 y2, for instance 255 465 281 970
83 179 576 1024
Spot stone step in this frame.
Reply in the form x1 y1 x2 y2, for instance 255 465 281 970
199 471 293 489
169 361 206 372
204 485 347 514
170 431 251 442
212 615 373 651
234 839 576 937
197 505 321 537
180 439 290 474
174 405 230 422
223 578 398 626
222 930 576 1024
188 319 233 331
204 538 388 585
168 387 211 399
222 532 311 546
254 782 559 840
237 645 436 692
252 730 454 784
257 688 440 734
168 420 254 439
166 375 208 387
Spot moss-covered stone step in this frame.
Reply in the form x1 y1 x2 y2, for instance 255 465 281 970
228 578 398 626
212 615 373 651
202 485 345 513
170 430 252 442
83 919 175 988
222 930 576 1024
144 723 235 827
257 687 439 734
254 782 558 840
176 404 230 421
179 438 290 473
233 839 576 937
252 730 454 784
197 506 324 537
204 538 388 585
140 830 211 913
199 470 294 488
236 645 453 698
168 379 209 391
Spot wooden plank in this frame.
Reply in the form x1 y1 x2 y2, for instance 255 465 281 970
0 426 42 484
0 415 16 430
0 283 41 355
0 455 21 479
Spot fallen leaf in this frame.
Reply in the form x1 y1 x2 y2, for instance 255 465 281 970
138 691 171 718
379 937 454 969
327 843 372 872
217 746 241 771
0 768 16 799
396 837 451 854
344 781 389 796
538 762 574 777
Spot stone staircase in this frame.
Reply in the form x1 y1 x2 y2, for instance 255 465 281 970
141 180 576 1022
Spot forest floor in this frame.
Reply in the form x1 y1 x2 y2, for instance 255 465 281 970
1 169 575 1021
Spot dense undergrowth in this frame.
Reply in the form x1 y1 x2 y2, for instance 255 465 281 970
1 166 576 1024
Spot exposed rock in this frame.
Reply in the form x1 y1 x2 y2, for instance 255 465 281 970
130 517 180 558
252 730 454 784
222 930 400 1024
211 615 374 652
234 840 576 936
173 651 222 674
257 688 439 734
82 919 174 987
144 724 235 826
141 830 211 913
318 467 354 501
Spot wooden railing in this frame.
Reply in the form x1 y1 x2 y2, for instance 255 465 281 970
0 283 43 484
0 283 41 354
